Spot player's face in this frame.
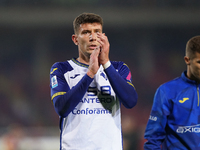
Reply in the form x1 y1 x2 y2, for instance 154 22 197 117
185 52 200 83
73 23 102 58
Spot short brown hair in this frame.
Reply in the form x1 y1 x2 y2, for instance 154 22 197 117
186 35 200 59
73 12 103 34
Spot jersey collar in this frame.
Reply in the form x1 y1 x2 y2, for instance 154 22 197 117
72 58 89 68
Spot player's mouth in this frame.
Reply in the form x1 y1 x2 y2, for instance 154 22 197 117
89 44 98 50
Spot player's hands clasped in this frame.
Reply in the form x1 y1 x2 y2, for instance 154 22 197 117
97 33 110 65
87 46 101 78
87 33 110 78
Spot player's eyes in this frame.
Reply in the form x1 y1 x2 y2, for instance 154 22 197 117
82 31 90 34
96 30 101 33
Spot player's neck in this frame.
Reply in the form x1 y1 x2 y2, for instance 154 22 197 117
77 57 90 65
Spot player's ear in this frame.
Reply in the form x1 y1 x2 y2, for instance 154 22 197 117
184 56 190 65
72 34 78 45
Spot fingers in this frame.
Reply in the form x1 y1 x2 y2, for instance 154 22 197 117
91 46 101 58
98 33 109 46
96 33 110 65
97 33 107 45
97 33 109 54
90 46 101 67
87 46 101 78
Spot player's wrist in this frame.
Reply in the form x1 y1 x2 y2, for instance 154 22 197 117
87 69 95 78
103 60 111 69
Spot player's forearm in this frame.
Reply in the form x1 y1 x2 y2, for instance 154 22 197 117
104 64 138 108
144 139 162 150
53 74 93 117
144 129 164 150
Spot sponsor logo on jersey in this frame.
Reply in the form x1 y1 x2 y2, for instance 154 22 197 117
70 74 80 79
149 115 157 121
80 97 113 103
72 107 111 115
179 97 189 103
176 124 200 133
51 75 58 88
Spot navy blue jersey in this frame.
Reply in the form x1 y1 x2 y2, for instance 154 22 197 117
144 71 200 150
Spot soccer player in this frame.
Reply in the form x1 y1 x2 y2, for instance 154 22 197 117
144 35 200 149
50 12 138 150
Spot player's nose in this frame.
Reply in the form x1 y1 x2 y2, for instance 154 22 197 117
89 32 97 41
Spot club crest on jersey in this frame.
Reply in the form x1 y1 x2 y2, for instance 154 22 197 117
51 75 58 88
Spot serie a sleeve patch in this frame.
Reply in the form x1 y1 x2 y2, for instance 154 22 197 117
51 75 58 88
